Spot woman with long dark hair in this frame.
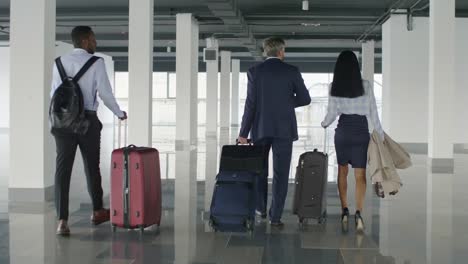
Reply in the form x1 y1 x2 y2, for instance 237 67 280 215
321 50 384 233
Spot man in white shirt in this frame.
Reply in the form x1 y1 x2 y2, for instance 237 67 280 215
51 26 127 236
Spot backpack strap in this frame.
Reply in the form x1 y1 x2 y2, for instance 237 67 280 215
55 57 68 81
73 56 100 82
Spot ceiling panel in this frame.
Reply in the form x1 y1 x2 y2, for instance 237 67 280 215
1 0 468 72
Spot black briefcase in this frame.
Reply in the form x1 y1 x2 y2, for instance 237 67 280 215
219 140 266 174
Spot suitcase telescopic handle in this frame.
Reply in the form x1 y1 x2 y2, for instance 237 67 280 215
117 119 128 149
323 128 329 154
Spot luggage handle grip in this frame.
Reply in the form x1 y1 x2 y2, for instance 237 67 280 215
117 119 128 149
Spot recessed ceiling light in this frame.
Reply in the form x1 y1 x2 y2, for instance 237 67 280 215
301 22 321 27
302 0 309 11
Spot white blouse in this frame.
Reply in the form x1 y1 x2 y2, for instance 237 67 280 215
321 80 384 139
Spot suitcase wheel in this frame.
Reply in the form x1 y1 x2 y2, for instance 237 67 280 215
208 219 218 232
318 211 328 224
298 218 308 230
244 219 254 231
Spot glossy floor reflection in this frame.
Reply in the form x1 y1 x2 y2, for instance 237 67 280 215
1 128 468 264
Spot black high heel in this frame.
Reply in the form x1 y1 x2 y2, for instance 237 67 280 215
341 207 350 224
355 210 365 233
341 207 349 233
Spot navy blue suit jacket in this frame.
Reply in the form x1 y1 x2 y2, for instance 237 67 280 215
239 58 311 142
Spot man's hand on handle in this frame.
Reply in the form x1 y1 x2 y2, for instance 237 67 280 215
119 111 128 121
238 136 249 145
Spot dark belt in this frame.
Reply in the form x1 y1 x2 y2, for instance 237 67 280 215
85 110 97 116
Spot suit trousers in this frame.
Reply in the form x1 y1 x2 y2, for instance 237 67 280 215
255 137 293 222
52 113 104 220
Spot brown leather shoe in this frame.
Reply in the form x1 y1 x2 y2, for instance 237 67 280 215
269 220 285 228
91 208 110 225
56 220 70 236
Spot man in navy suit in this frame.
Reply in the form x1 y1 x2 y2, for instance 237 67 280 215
238 37 311 226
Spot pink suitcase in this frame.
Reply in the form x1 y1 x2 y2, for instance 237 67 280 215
110 121 161 232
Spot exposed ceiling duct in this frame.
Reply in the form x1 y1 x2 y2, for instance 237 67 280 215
206 0 263 60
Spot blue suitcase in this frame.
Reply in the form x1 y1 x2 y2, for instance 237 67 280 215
209 171 257 232
209 141 265 232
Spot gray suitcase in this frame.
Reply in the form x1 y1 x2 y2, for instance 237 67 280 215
292 129 328 224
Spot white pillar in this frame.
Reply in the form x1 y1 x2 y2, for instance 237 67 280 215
176 13 199 149
220 51 231 144
0 48 10 129
231 59 240 127
9 207 56 263
205 38 219 138
175 14 199 263
204 38 218 214
379 164 429 263
9 0 56 201
128 0 154 147
204 137 217 213
230 59 240 142
174 150 198 264
382 15 429 149
428 0 455 172
362 40 375 86
426 172 453 264
362 40 375 233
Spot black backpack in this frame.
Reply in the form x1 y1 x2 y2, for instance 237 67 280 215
49 56 99 135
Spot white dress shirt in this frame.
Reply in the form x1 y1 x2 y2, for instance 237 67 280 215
51 49 124 118
321 80 384 139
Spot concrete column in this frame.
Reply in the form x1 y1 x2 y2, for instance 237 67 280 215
205 38 219 138
378 164 428 263
128 0 154 147
204 38 219 214
454 20 468 146
174 149 198 264
174 14 199 262
9 206 56 263
219 51 231 144
230 59 240 127
426 172 453 264
176 13 199 149
0 48 10 129
230 59 240 142
9 0 56 201
382 15 429 152
204 137 218 213
428 0 456 172
362 40 375 233
362 40 375 87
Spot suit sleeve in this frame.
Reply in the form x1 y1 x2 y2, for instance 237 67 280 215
239 68 256 138
293 69 311 107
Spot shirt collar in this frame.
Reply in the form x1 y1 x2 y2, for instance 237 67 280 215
73 48 90 54
266 57 281 61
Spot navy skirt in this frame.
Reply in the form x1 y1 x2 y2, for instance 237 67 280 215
334 114 370 169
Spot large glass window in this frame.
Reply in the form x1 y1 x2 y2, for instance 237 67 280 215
114 71 383 180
